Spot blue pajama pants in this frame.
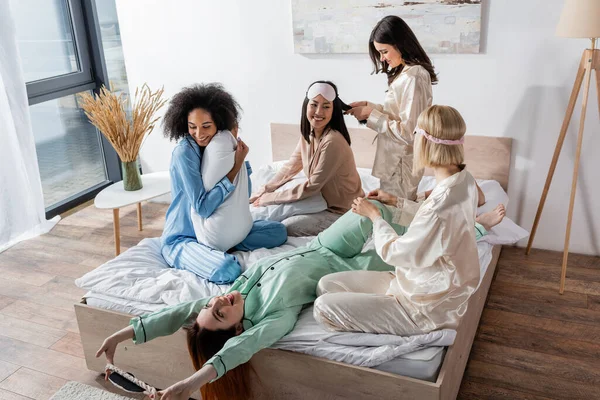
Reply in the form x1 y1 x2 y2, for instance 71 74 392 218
162 220 287 284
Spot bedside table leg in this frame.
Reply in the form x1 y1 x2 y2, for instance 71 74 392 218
137 202 143 231
113 208 120 256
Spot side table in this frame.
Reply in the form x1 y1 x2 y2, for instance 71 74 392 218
95 171 171 256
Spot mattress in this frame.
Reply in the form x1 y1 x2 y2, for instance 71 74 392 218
376 347 446 381
84 293 447 381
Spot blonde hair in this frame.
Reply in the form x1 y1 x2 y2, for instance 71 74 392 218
413 105 466 172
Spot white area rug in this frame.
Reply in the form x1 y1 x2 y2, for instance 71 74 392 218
50 381 142 400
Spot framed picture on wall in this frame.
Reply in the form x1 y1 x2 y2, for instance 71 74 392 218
292 0 482 54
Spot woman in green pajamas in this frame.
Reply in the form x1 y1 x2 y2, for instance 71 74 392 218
97 200 486 400
96 201 396 399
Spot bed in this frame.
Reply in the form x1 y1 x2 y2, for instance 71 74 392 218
79 235 487 381
74 123 513 400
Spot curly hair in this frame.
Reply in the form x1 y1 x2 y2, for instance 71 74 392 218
162 83 242 141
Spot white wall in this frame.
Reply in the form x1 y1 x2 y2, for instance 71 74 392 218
116 0 600 255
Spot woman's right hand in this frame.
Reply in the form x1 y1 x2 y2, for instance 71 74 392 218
95 326 134 380
95 335 118 365
367 189 398 206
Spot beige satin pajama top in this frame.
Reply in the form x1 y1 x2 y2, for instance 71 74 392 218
372 170 481 331
367 64 433 201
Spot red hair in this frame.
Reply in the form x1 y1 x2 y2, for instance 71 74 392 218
185 322 252 400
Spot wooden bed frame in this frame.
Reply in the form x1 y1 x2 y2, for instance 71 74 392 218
75 124 512 400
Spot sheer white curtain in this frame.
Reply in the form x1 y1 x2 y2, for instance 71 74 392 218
0 2 58 253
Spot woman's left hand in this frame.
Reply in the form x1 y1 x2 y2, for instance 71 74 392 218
346 106 373 121
352 197 381 221
154 380 194 400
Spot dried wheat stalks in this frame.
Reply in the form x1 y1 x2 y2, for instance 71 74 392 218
79 84 167 162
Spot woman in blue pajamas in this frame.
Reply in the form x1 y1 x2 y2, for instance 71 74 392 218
160 83 287 284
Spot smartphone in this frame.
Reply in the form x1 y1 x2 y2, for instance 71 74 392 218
108 370 145 393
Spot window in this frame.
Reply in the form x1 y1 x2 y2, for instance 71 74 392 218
13 0 96 105
95 0 130 97
29 91 107 207
15 1 79 83
10 0 126 216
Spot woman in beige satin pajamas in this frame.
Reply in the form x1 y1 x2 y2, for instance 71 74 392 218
314 105 484 336
346 15 437 202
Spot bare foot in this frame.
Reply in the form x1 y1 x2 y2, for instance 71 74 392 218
476 204 506 231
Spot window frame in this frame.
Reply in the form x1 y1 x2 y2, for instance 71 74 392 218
22 0 124 217
25 0 95 105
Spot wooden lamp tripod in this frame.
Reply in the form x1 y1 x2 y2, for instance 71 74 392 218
526 0 600 294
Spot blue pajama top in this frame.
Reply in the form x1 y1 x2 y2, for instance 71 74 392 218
161 135 252 247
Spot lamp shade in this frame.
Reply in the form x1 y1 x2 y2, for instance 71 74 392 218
556 0 600 38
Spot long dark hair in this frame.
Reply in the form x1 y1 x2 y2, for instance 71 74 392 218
369 16 438 86
185 322 252 400
300 81 352 145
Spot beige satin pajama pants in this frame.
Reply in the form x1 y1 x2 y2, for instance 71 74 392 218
313 270 427 336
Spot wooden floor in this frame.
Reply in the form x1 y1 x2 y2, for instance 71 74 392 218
0 203 599 400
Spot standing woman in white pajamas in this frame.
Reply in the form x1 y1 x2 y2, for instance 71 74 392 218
346 15 436 202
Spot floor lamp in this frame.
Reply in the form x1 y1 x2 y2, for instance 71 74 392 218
526 0 600 294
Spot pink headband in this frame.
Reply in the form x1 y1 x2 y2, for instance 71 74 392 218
415 127 464 145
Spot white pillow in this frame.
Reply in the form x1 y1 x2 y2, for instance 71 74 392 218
475 179 510 215
469 180 527 245
249 163 378 222
192 131 253 251
250 170 327 222
251 163 528 245
417 176 509 216
480 217 530 245
201 131 236 191
251 196 327 222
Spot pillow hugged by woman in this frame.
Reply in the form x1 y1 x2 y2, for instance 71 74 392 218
160 83 287 284
251 81 364 237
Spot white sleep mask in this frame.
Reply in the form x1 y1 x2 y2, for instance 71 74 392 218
306 82 337 102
